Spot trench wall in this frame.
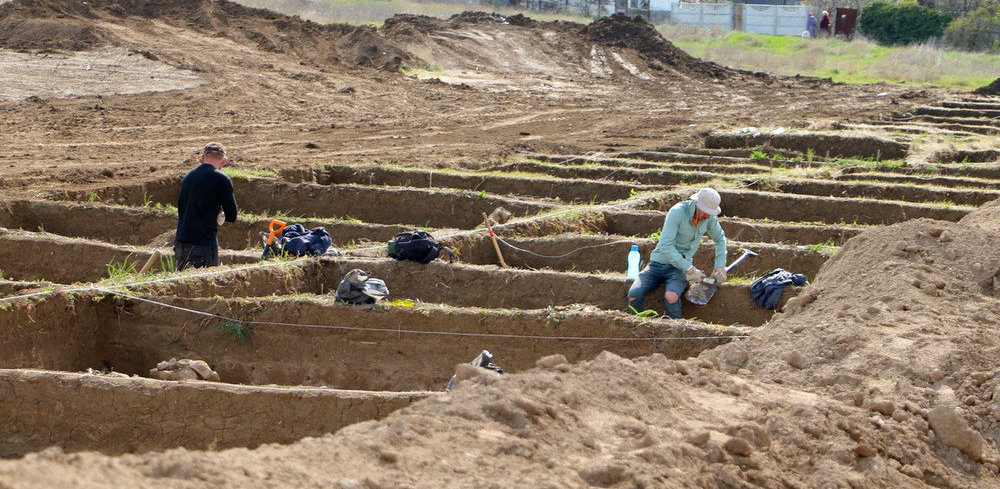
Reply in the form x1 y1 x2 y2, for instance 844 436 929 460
58 178 554 230
601 210 864 246
104 297 747 391
0 369 428 458
450 234 829 279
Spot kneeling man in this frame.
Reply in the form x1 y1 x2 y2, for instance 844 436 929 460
627 187 727 318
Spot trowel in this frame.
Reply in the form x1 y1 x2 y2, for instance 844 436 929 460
684 249 758 306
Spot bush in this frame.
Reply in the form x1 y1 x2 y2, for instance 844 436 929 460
944 1 1000 51
859 0 952 45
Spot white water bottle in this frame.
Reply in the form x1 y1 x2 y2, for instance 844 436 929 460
626 244 641 280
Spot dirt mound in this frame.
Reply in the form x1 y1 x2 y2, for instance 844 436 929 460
960 196 1000 235
582 13 732 79
0 0 411 70
0 17 102 50
973 77 1000 96
704 218 1000 482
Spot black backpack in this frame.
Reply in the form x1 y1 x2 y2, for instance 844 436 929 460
387 230 444 264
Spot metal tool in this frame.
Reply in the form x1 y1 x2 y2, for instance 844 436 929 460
684 248 758 306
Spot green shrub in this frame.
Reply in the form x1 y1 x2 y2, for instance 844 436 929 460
859 1 952 45
944 1 1000 51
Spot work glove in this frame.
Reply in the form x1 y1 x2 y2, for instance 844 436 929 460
684 266 706 284
711 266 727 283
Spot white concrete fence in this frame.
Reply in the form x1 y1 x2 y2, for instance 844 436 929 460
672 2 735 30
672 2 808 36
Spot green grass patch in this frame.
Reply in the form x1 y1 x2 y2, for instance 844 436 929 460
659 24 1000 88
222 167 278 180
220 320 254 345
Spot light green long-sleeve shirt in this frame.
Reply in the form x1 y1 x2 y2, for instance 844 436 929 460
649 200 727 271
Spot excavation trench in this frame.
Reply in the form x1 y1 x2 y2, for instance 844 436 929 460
448 233 829 279
915 106 1000 118
600 210 865 246
0 200 414 250
0 369 427 458
704 131 909 160
102 296 748 391
495 161 720 186
834 173 1000 190
284 165 650 204
838 162 1000 180
527 151 771 174
0 230 257 284
526 153 774 174
0 291 744 456
755 179 1000 206
144 257 796 327
941 101 1000 110
635 190 970 225
57 176 557 229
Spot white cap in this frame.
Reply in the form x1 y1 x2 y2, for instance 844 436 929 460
690 187 722 216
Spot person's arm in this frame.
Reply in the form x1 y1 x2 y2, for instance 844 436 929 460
218 176 238 223
708 217 727 269
656 207 692 271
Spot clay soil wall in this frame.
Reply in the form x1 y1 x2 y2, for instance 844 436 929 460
0 369 427 458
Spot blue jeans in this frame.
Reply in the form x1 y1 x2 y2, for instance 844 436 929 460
627 261 688 319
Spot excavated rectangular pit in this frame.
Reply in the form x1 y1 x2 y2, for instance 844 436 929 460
0 369 427 458
0 230 256 284
834 173 1000 190
448 233 829 278
291 164 654 204
0 200 413 250
141 257 796 327
0 290 743 456
57 177 557 230
762 180 1000 206
495 160 721 187
520 153 775 175
637 190 970 225
704 131 910 160
599 210 865 246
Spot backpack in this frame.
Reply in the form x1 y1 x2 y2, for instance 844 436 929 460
387 230 447 264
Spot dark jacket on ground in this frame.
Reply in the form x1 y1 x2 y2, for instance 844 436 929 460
175 163 238 246
750 268 808 310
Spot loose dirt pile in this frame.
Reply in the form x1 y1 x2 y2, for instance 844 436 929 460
0 0 412 69
703 209 1000 485
973 77 1000 96
582 13 733 79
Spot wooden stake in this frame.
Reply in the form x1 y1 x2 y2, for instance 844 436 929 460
482 212 508 268
139 249 162 275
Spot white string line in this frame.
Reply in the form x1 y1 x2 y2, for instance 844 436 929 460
98 289 748 342
494 236 636 259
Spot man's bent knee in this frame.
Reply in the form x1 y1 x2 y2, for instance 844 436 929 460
665 291 679 303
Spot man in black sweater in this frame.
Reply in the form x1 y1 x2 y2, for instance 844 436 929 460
174 142 238 271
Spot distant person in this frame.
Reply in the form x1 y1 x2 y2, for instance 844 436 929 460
806 12 818 38
819 10 832 37
174 142 238 271
626 188 727 319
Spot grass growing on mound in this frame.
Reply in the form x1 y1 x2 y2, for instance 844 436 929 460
659 24 1000 88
